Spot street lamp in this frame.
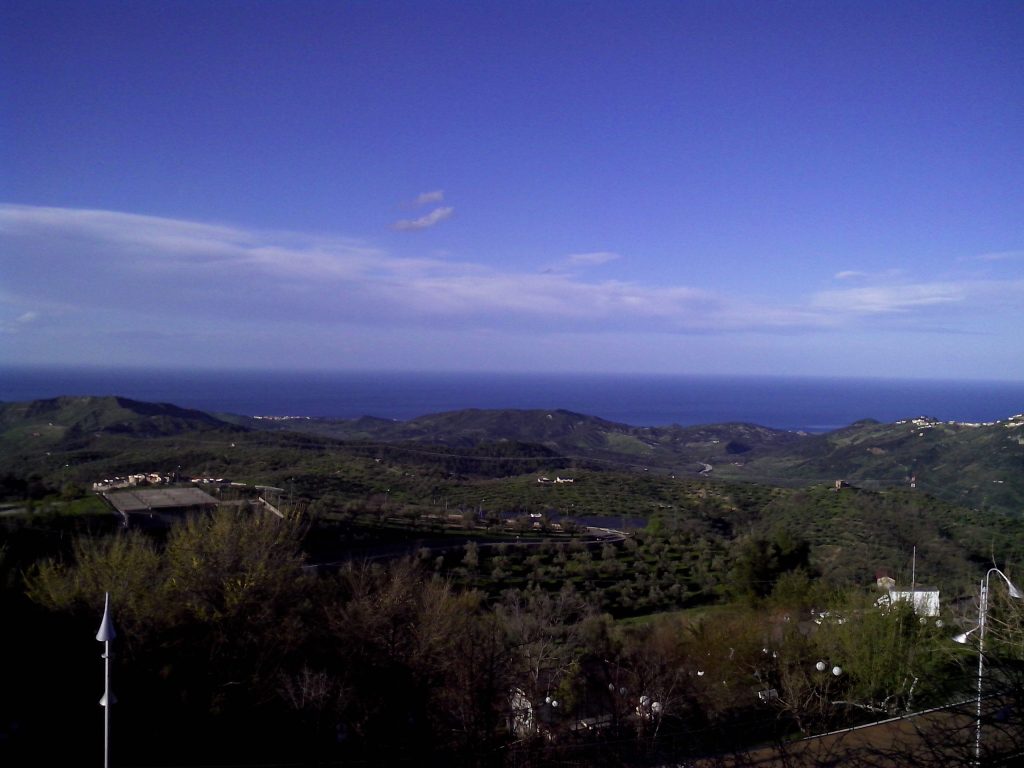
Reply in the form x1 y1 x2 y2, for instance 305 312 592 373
96 592 117 768
953 568 1023 765
636 694 662 718
815 660 843 676
809 659 844 724
543 694 560 727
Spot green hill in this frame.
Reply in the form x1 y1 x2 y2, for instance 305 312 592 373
244 407 1024 515
1 395 1023 598
2 396 1021 518
0 395 239 442
0 396 248 498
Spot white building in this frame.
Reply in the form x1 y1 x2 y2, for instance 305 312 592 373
882 588 940 617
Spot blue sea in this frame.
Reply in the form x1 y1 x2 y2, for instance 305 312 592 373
1 367 1022 432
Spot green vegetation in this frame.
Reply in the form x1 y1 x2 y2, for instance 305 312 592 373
1 395 1022 765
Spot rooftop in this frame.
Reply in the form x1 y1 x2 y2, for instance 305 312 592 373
103 486 218 514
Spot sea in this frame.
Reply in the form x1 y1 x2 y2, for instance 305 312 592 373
1 367 1022 433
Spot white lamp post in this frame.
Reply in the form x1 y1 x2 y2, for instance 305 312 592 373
953 568 1022 766
96 592 117 768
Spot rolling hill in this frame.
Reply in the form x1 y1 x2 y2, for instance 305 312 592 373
1 396 1022 517
242 407 1024 515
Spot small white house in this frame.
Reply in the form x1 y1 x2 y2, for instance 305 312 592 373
884 588 940 617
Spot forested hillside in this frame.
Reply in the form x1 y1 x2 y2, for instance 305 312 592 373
1 396 1022 765
243 407 1024 516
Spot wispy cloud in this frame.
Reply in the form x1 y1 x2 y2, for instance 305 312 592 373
811 278 1024 316
565 251 620 267
3 205 1022 349
833 268 905 282
0 203 402 278
393 206 454 232
813 283 964 314
0 309 40 334
413 190 445 206
0 204 803 333
834 270 867 280
541 251 621 274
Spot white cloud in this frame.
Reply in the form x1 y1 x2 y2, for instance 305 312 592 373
811 279 1024 316
565 251 621 267
413 190 445 206
392 206 454 231
833 268 905 282
0 204 813 334
0 308 39 334
3 204 1022 355
813 283 963 314
0 203 393 279
542 250 621 275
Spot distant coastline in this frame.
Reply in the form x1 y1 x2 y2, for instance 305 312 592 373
1 366 1022 432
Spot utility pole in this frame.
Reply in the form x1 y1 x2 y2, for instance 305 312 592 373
910 545 916 596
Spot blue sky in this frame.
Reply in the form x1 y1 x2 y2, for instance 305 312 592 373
2 1 1022 378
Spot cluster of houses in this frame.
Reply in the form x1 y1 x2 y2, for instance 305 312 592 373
92 472 233 492
92 472 171 492
537 476 575 484
895 413 1024 430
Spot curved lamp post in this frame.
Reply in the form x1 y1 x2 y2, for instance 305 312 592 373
96 592 117 768
953 568 1022 766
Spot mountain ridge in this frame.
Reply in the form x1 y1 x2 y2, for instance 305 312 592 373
1 395 1021 515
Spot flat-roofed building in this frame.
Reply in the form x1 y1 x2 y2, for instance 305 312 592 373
103 486 218 526
881 587 941 617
